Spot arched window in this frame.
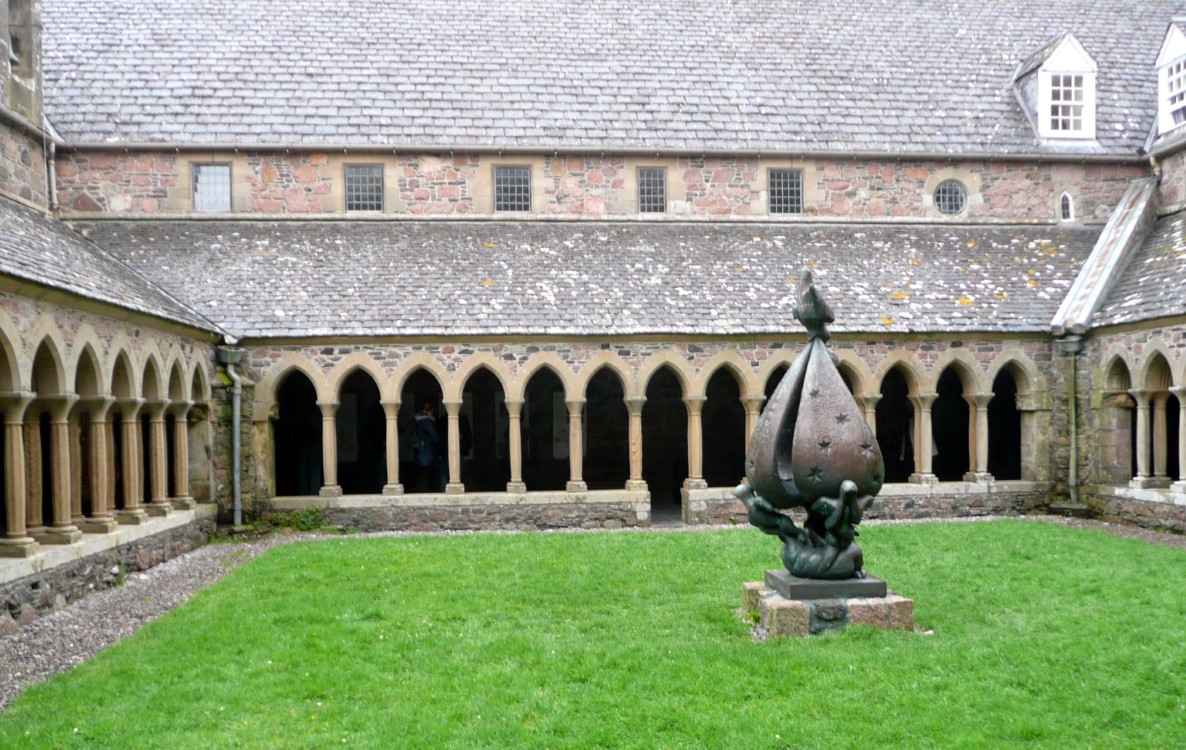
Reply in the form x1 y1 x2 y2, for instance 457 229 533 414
1060 193 1074 222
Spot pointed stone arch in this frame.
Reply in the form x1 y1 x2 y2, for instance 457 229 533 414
450 352 513 404
166 361 187 402
1141 349 1176 391
190 363 212 404
392 352 450 402
0 310 24 392
30 335 67 396
574 351 634 401
694 351 755 399
140 351 166 402
23 315 68 390
73 344 104 398
929 348 986 394
986 349 1044 398
834 350 874 396
636 351 695 401
258 353 330 407
872 350 925 395
516 352 578 402
328 353 392 403
755 348 799 387
109 348 137 399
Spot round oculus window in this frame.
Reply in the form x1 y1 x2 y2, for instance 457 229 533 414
934 179 967 215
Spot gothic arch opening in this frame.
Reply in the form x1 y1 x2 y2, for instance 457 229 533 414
460 367 507 492
110 355 135 510
582 367 628 490
188 368 212 503
274 371 322 496
932 367 970 481
74 348 104 518
875 367 913 483
399 369 445 494
1144 355 1176 484
29 341 64 534
643 366 687 517
336 370 385 495
0 332 12 535
762 364 788 412
702 368 745 488
522 368 567 492
988 369 1022 480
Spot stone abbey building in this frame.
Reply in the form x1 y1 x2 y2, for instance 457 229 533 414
1 0 1185 621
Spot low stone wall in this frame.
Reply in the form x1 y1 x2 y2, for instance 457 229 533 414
0 506 217 633
1083 484 1186 533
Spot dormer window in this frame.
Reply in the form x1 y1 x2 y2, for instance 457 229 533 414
1013 33 1097 142
1048 74 1085 132
1156 21 1186 136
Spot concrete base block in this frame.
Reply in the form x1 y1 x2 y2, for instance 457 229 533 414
1129 476 1171 489
847 594 915 631
34 527 83 545
744 579 914 637
381 484 404 496
116 509 149 525
506 481 527 493
625 480 648 491
910 473 939 485
765 569 887 599
566 481 587 492
145 503 175 518
0 538 38 558
742 581 767 613
445 483 465 495
81 517 119 534
759 594 811 637
171 496 196 510
319 484 343 498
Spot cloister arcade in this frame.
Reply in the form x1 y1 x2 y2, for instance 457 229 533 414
1096 350 1185 489
252 345 1070 515
0 322 213 558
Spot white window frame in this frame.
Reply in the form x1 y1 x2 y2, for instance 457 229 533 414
1038 69 1095 140
1159 56 1186 135
192 163 232 213
1060 192 1074 222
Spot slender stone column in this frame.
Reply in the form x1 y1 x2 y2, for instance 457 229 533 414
317 400 342 497
381 400 402 495
909 392 938 484
144 400 174 517
565 399 586 492
82 397 118 533
1171 387 1186 492
24 415 43 536
683 395 707 490
169 401 195 509
860 393 882 437
505 398 525 493
625 396 647 491
69 411 84 526
1129 389 1152 486
964 392 994 482
1152 392 1169 480
117 398 148 524
742 395 765 451
35 395 83 544
0 392 37 557
443 399 464 495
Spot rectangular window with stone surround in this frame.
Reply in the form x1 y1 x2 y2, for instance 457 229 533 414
637 167 666 213
768 169 804 214
1168 60 1186 126
345 164 384 212
494 166 531 212
192 164 231 212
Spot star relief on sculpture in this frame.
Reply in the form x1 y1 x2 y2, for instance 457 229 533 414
735 269 885 580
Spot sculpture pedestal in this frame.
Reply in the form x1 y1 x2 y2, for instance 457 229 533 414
742 572 914 638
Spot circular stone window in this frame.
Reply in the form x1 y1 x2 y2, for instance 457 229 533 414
934 179 968 215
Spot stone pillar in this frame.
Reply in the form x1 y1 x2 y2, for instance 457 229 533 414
381 399 402 495
117 398 148 524
625 396 647 491
169 401 195 509
683 395 707 490
1152 392 1169 480
742 395 765 451
505 398 525 493
0 392 37 557
860 393 882 437
69 410 84 526
964 392 994 482
1172 387 1186 492
565 399 586 492
24 414 43 536
909 392 938 484
1129 389 1153 487
443 399 464 495
36 395 83 544
82 397 118 533
143 400 174 517
317 400 342 497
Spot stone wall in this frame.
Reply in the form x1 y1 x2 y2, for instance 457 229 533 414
54 149 1147 222
1082 485 1186 533
1157 145 1186 211
0 119 46 207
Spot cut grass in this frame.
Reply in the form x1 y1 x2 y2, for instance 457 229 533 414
2 520 1184 749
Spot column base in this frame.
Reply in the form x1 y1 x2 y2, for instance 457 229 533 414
445 482 465 495
171 496 196 510
682 478 708 490
1171 481 1186 493
82 516 119 534
319 484 343 498
1129 476 1171 489
625 479 648 491
506 481 527 494
963 472 994 483
33 526 83 545
0 537 38 557
382 484 404 496
566 481 587 492
146 502 175 518
116 508 150 525
909 473 939 485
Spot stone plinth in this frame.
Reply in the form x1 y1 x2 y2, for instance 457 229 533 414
743 575 914 637
765 569 888 599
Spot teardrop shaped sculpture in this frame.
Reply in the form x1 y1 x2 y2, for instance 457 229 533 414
735 269 884 580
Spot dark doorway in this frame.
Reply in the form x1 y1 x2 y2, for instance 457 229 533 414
584 368 629 490
702 369 745 488
522 369 567 491
643 367 687 515
337 371 385 495
79 412 93 517
399 369 445 494
0 407 5 532
39 411 53 524
988 370 1022 480
1168 393 1181 482
762 364 788 412
461 368 507 492
111 414 124 509
165 413 176 499
932 368 969 481
274 372 322 496
876 368 913 483
140 413 153 503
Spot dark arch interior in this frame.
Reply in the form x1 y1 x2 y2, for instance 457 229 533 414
1168 394 1181 481
79 411 94 517
400 369 445 493
111 413 125 509
0 405 5 532
461 368 508 492
140 413 153 503
702 369 745 487
522 368 566 491
39 411 53 525
876 368 913 483
932 368 969 481
762 364 788 411
988 370 1022 480
337 370 385 495
583 368 629 490
643 367 687 515
274 372 322 496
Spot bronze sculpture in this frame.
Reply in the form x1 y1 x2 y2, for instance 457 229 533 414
735 269 884 580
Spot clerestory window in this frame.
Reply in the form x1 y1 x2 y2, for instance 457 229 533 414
494 166 531 212
1167 60 1186 127
637 167 666 213
345 165 383 212
768 169 804 214
192 164 231 212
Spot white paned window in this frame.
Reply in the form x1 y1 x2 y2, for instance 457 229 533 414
494 166 531 212
768 169 804 214
1049 74 1084 132
1168 60 1186 126
345 165 383 212
637 167 666 213
192 164 231 212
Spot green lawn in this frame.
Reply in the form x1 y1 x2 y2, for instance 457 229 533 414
2 521 1184 749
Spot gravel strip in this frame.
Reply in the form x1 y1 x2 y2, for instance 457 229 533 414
1 515 1182 710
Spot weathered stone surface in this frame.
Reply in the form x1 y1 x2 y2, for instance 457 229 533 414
759 595 810 638
0 612 18 637
324 501 644 533
16 603 39 626
742 582 767 613
765 570 888 600
846 594 915 631
747 588 915 637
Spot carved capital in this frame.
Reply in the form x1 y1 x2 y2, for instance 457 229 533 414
0 391 36 422
624 396 647 415
565 398 586 416
316 399 340 418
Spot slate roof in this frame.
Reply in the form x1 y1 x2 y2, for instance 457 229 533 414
0 197 218 332
1094 209 1186 327
41 0 1182 154
71 219 1101 339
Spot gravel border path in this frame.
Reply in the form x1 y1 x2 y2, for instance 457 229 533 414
2 515 1183 710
